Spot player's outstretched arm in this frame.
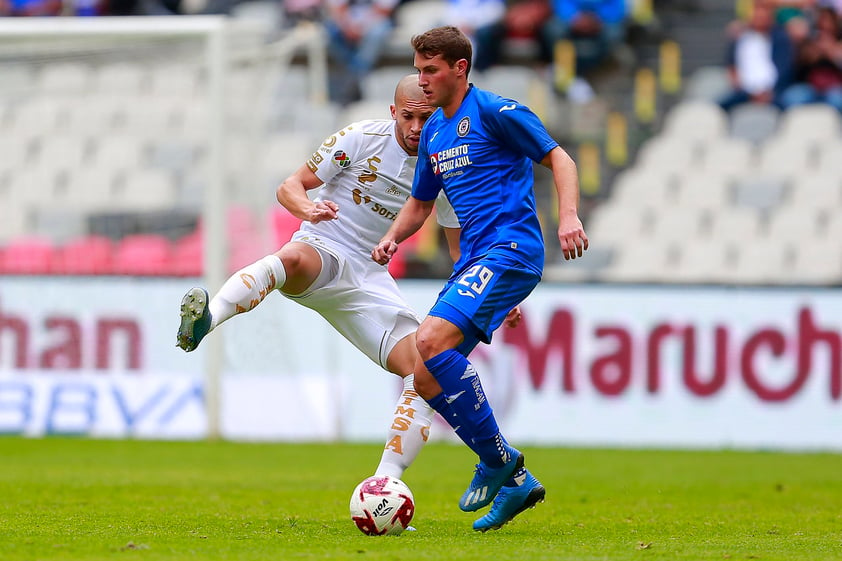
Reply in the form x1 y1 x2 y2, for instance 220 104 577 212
541 146 589 260
276 164 338 224
372 196 434 265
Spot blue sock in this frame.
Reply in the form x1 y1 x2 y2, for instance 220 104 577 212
424 349 509 467
426 392 483 457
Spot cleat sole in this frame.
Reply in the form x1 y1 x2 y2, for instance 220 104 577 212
176 287 210 352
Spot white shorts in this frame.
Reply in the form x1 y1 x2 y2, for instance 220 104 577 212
284 231 421 370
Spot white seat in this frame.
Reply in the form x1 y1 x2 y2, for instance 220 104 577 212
821 213 842 242
34 135 92 169
90 136 149 171
0 64 37 101
601 239 677 283
683 66 731 103
673 238 736 284
389 0 447 55
732 174 788 212
728 103 780 145
94 62 148 95
706 207 763 241
754 136 815 177
111 170 177 211
119 96 181 135
816 139 842 175
39 62 93 96
338 100 392 125
777 103 842 143
684 66 731 103
788 172 842 211
65 97 124 134
261 132 315 185
472 66 544 104
661 100 728 142
728 239 793 285
0 200 30 242
765 206 822 240
0 135 35 171
10 98 66 133
700 138 755 176
635 136 701 175
273 66 312 104
786 240 842 285
648 207 705 240
64 168 120 211
172 101 211 140
148 64 202 99
8 168 62 207
150 139 198 172
673 173 733 211
609 169 676 208
585 202 652 244
362 66 415 102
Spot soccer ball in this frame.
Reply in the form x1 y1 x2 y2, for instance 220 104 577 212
349 475 415 536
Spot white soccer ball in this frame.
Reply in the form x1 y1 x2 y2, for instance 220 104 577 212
349 475 415 536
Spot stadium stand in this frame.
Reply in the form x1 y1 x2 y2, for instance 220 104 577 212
1 1 841 287
53 235 114 275
111 234 174 276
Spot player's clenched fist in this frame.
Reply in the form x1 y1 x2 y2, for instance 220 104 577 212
308 201 339 224
371 240 398 265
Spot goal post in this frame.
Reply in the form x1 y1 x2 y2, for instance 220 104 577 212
0 16 330 439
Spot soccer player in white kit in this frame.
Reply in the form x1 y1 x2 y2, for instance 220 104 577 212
176 75 459 480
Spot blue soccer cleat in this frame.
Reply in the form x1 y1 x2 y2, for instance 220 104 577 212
176 287 212 352
459 447 524 512
472 470 545 532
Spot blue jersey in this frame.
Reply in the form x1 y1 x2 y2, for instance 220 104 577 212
412 85 558 276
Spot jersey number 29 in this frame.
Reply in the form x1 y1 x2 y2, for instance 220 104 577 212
457 265 494 299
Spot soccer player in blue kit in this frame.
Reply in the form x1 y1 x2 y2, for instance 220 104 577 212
372 26 589 531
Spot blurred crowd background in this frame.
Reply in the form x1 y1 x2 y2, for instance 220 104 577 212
2 0 842 285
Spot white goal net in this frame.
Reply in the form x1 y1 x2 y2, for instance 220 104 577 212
0 16 332 436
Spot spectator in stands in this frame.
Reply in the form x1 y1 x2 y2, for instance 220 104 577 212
281 0 322 27
1 0 62 15
824 0 842 15
718 0 797 111
443 0 507 73
779 5 842 111
323 0 399 105
538 0 628 76
460 0 553 72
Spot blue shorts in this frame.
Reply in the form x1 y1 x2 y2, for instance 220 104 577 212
429 249 541 354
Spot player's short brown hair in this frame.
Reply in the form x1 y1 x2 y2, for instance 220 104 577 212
411 26 473 76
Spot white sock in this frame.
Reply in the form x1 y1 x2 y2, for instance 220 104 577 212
208 255 286 330
374 374 435 479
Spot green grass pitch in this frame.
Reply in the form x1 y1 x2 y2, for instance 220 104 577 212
0 438 840 561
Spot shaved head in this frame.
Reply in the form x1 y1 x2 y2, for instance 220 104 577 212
390 74 435 156
394 74 426 105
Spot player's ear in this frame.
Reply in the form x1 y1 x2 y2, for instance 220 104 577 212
455 58 469 77
390 104 397 120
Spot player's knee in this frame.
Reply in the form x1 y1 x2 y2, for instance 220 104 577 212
415 321 459 360
276 247 302 275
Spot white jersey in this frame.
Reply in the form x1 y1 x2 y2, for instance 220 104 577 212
279 119 457 369
303 118 457 260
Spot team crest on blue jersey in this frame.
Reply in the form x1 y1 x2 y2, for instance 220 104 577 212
332 150 351 168
430 154 439 174
457 116 471 137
